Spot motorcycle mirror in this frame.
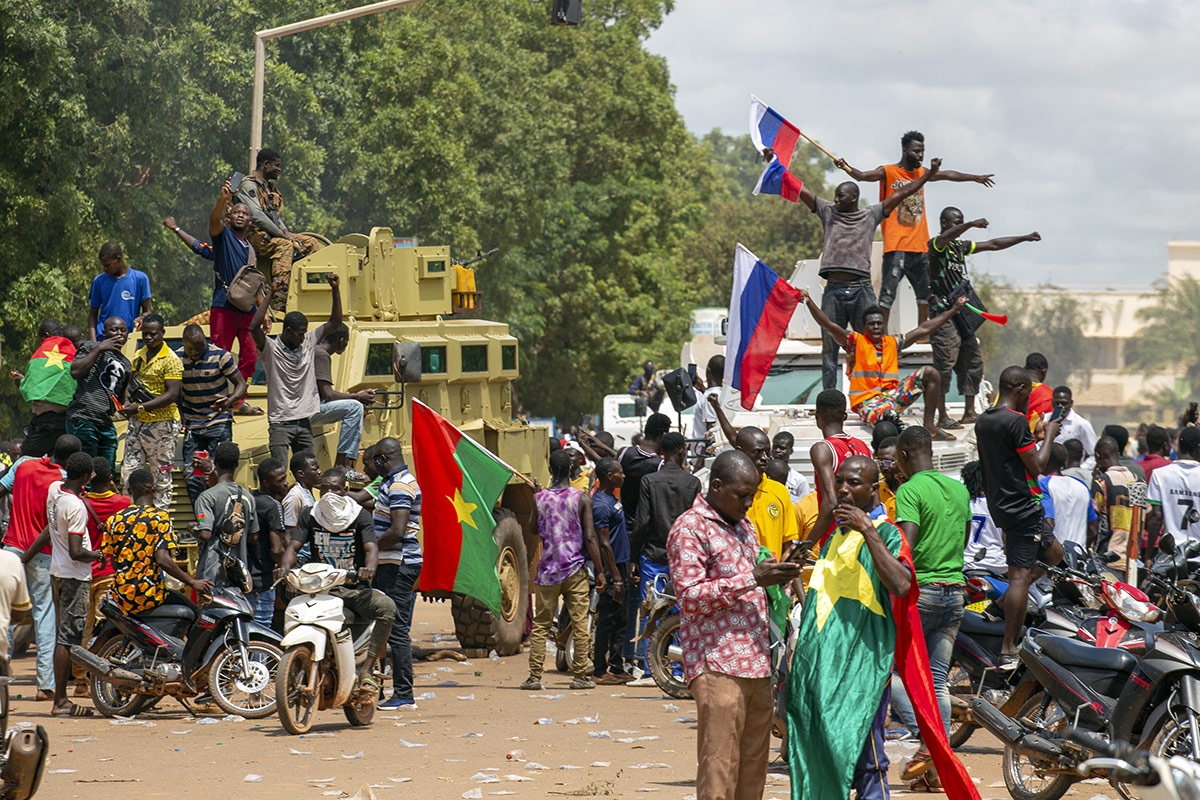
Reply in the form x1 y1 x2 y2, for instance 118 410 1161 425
973 547 987 562
1160 533 1177 556
1101 551 1121 564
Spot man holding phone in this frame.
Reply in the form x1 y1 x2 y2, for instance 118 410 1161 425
1050 386 1097 472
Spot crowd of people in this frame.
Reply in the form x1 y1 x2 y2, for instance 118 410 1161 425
0 146 422 716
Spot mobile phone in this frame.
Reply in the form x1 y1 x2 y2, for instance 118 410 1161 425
687 363 697 384
228 171 245 193
1048 405 1066 422
786 540 814 563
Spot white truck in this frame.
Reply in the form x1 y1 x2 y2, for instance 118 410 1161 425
681 245 981 481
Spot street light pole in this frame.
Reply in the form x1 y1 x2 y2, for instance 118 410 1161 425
248 0 425 172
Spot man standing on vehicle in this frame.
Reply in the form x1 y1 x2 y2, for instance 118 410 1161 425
278 469 394 692
371 437 423 709
205 179 263 383
237 148 322 312
249 458 288 628
193 442 258 587
975 366 1064 668
591 457 631 684
119 313 183 511
668 450 800 800
104 469 213 615
834 132 994 330
1147 426 1200 549
251 275 343 464
793 156 944 390
310 324 375 470
629 432 700 686
87 242 152 342
522 449 610 692
177 324 248 505
889 426 971 787
66 316 131 472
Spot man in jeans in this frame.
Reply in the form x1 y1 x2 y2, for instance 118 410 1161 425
591 457 630 684
6 434 81 699
310 324 376 469
177 324 247 505
889 426 971 788
66 316 131 471
251 274 343 464
371 437 423 709
521 449 609 691
118 314 183 511
793 155 942 389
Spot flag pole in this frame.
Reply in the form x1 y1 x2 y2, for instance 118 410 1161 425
796 130 839 163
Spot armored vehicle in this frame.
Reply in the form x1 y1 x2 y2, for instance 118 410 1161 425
120 228 548 657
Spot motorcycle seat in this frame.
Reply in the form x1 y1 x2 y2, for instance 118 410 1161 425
1036 633 1136 673
135 604 196 623
960 611 1005 637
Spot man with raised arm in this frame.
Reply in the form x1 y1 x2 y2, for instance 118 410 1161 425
835 131 995 329
803 289 967 440
926 209 1041 428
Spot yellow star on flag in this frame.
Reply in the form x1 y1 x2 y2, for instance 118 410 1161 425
43 344 67 370
808 527 885 632
448 487 479 530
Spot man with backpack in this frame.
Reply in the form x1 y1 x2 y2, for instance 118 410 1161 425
193 442 258 587
204 177 263 382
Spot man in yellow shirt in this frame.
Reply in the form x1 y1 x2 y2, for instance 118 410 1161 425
875 436 901 521
119 314 183 511
735 427 799 559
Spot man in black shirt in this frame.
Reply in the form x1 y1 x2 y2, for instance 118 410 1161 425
974 366 1063 666
926 209 1041 428
629 432 701 686
250 457 287 628
66 317 131 471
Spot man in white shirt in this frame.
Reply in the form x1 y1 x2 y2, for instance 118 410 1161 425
283 450 321 538
690 355 724 465
1039 444 1098 549
1052 386 1098 473
770 431 811 503
1148 426 1200 547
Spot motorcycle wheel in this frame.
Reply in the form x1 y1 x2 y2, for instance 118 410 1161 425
344 680 377 728
209 641 282 720
947 662 978 748
1002 693 1074 800
90 635 153 719
1115 715 1199 800
648 614 691 700
277 647 318 735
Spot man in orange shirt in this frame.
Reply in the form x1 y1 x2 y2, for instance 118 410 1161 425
1024 353 1053 424
836 131 995 329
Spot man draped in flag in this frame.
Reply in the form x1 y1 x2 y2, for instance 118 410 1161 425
723 244 803 410
18 319 78 458
788 456 979 800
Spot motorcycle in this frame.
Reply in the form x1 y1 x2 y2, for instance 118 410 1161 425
275 563 380 735
71 552 282 719
0 663 46 799
1069 727 1200 800
969 535 1200 800
639 572 689 700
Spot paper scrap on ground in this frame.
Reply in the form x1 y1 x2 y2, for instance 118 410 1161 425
244 774 263 782
48 769 78 774
588 731 611 739
416 692 437 700
662 704 679 712
458 694 475 700
343 751 365 759
529 694 565 700
590 762 611 767
525 762 550 770
399 739 426 747
73 737 99 743
463 789 483 799
628 763 670 769
289 747 312 755
196 717 220 725
463 732 484 737
470 773 500 783
535 718 553 725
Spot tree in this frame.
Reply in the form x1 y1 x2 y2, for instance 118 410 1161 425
974 276 1094 389
1125 276 1200 396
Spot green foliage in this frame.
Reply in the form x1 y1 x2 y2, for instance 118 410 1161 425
0 0 829 432
975 275 1094 389
1125 276 1200 394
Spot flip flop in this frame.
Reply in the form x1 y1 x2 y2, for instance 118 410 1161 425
938 418 963 430
932 428 957 442
909 772 944 793
901 751 933 781
235 403 265 416
357 675 382 695
51 703 95 717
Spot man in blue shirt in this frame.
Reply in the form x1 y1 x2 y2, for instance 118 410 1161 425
87 242 152 342
592 457 631 683
205 180 261 382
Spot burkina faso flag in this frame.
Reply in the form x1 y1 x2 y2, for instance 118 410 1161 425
411 399 513 616
20 336 77 408
787 519 979 800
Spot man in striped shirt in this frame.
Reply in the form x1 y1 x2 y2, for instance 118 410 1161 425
177 324 247 505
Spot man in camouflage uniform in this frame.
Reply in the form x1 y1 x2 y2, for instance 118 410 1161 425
236 147 322 311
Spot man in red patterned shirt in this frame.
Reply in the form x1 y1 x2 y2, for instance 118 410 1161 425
667 450 801 800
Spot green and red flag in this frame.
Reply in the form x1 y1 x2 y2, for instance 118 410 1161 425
787 520 979 800
410 399 513 616
19 336 77 408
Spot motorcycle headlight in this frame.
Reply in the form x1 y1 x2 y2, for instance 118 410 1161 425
287 563 341 594
1103 582 1162 623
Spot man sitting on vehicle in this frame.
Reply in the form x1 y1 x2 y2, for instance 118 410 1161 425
802 291 967 441
105 468 213 616
276 469 395 693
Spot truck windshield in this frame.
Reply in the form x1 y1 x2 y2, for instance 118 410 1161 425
760 364 825 406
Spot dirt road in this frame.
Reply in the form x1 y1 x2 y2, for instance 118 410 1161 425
15 599 1121 800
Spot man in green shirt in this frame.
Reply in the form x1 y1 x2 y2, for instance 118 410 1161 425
891 425 971 786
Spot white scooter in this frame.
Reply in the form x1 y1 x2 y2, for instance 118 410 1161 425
276 563 379 735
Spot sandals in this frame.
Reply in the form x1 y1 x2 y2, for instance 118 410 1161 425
937 418 963 430
932 428 957 442
235 403 265 416
52 703 95 717
356 675 382 696
909 771 943 793
901 751 933 781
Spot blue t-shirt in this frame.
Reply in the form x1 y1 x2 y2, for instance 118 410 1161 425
373 466 423 566
593 490 630 564
210 227 253 310
88 269 152 338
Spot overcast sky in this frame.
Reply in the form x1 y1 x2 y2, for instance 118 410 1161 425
645 0 1200 289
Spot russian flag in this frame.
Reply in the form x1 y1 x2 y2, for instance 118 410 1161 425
749 95 801 169
752 154 803 202
724 244 804 410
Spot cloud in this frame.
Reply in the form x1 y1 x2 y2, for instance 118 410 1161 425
645 0 1200 286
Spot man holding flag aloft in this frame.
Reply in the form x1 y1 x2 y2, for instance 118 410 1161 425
787 455 979 800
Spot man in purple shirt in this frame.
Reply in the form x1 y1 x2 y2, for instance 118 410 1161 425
521 449 612 691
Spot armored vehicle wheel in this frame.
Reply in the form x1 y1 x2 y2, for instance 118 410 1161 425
451 515 529 657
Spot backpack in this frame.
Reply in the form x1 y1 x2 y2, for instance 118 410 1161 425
219 243 264 313
214 488 251 548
